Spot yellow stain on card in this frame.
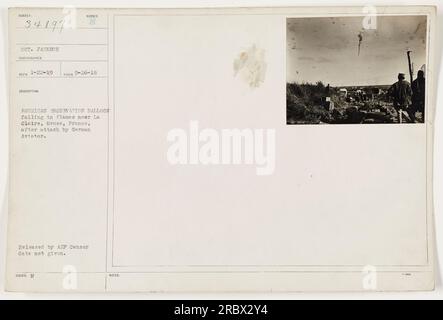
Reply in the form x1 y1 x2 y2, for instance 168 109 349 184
233 44 267 88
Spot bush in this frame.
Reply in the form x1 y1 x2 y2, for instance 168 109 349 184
287 82 331 124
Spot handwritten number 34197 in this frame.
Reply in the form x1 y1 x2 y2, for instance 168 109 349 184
24 19 65 33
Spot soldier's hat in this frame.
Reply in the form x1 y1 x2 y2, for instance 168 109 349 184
398 73 406 79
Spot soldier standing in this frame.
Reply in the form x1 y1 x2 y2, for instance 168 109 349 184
409 70 426 122
388 73 412 123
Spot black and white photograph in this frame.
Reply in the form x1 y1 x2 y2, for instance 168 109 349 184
286 16 428 124
1 3 441 300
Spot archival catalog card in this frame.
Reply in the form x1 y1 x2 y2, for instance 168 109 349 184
6 6 437 292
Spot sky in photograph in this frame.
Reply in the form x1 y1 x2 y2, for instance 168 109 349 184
286 15 427 87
